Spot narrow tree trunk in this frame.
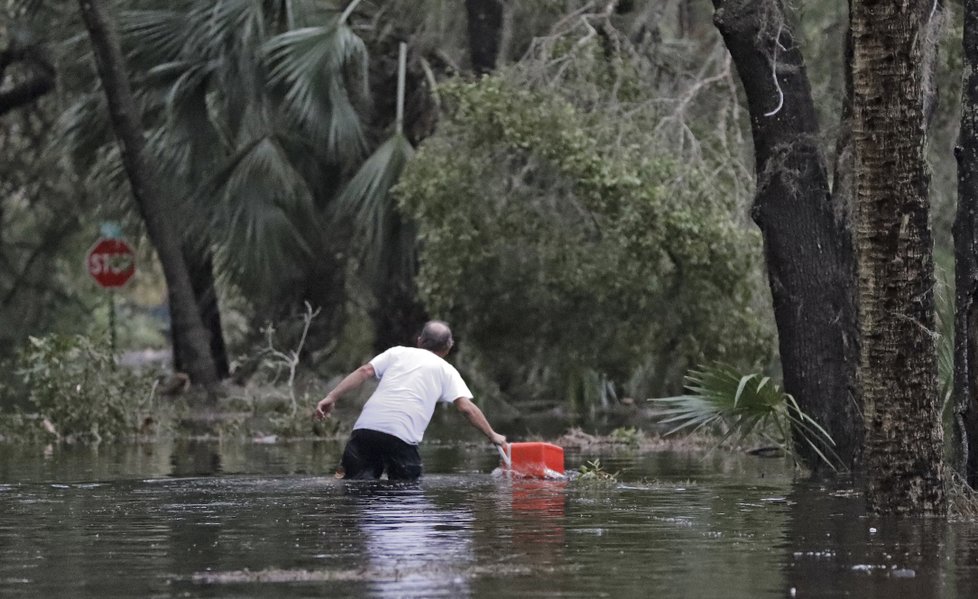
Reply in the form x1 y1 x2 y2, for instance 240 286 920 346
852 0 945 515
712 0 861 472
465 0 504 75
77 0 220 393
174 247 230 380
953 0 978 487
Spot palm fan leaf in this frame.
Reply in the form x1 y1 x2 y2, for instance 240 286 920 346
263 20 369 158
335 132 415 278
119 9 193 68
201 134 318 292
651 363 841 470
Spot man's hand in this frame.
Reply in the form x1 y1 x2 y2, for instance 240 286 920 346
313 394 337 421
313 364 374 421
490 433 507 448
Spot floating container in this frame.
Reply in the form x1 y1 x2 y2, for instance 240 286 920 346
501 442 565 478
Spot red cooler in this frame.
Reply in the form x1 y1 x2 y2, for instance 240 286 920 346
503 442 565 478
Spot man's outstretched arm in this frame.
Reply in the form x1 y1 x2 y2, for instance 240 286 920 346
314 363 375 420
454 396 507 448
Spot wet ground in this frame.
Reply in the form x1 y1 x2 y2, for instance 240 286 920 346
1 439 976 598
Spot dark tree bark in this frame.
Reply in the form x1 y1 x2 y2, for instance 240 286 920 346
712 0 861 472
465 0 504 75
852 0 945 515
173 247 230 380
77 0 220 394
953 0 978 487
0 42 55 116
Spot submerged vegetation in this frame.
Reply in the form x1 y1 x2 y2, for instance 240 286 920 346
575 458 620 483
4 334 154 443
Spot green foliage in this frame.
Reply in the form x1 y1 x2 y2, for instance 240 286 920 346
650 364 841 471
608 426 642 447
576 458 620 483
60 0 376 307
14 334 152 443
397 68 774 401
335 132 416 282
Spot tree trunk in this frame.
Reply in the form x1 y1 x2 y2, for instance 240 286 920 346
712 0 861 472
852 0 945 515
77 0 220 394
465 0 504 75
953 0 978 487
173 247 230 380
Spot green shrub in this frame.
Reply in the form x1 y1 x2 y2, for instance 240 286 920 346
609 426 642 447
397 73 774 403
15 334 151 442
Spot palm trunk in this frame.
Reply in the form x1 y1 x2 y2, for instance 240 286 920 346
174 246 229 380
77 0 220 394
465 0 504 75
712 0 861 472
851 0 945 515
953 0 978 487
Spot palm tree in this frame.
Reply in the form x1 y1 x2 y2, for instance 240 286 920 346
851 0 945 515
126 0 371 316
62 0 389 363
76 0 221 391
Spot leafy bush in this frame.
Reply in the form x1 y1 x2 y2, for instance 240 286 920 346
397 70 774 403
14 334 151 442
609 426 642 447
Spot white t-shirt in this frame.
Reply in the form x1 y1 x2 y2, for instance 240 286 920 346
353 346 473 445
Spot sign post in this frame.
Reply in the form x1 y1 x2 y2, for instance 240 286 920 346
86 235 136 354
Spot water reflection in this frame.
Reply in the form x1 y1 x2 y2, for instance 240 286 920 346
3 443 978 598
782 479 978 599
344 481 475 598
170 440 222 476
507 478 567 558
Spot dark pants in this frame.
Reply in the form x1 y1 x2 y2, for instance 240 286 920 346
340 429 423 481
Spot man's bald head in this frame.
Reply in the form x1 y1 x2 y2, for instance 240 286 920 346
418 320 454 354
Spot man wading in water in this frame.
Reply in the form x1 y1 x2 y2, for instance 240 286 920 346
313 320 508 480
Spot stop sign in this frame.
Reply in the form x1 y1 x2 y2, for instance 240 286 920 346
86 238 136 288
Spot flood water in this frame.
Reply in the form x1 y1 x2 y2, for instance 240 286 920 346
1 439 977 598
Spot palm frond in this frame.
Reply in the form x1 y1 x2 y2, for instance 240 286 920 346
200 134 319 294
194 0 265 48
263 20 369 158
650 363 841 470
335 133 415 278
120 9 192 68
